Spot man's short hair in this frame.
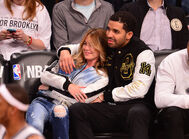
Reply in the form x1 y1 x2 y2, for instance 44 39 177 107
109 11 137 33
6 83 29 105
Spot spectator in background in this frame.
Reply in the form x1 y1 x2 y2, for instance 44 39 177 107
120 0 189 51
0 0 51 60
26 28 108 139
0 83 44 139
52 0 114 71
155 41 189 139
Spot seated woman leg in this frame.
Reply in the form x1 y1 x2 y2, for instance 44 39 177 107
51 104 69 139
26 97 54 133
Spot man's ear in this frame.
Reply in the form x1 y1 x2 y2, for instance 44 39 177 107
7 106 17 116
126 31 133 40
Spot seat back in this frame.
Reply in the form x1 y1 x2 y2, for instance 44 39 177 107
9 50 57 101
154 49 179 72
0 54 8 84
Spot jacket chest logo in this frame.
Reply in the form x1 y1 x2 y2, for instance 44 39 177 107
120 53 135 80
105 56 113 67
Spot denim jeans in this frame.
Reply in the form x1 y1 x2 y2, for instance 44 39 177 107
26 96 69 139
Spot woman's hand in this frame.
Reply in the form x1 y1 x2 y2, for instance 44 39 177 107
68 84 87 102
12 29 28 42
13 29 46 49
0 30 12 41
91 94 104 103
38 84 49 90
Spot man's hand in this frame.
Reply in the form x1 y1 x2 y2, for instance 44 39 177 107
59 50 75 74
68 84 87 102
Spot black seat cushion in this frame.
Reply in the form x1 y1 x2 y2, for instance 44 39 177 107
8 50 58 102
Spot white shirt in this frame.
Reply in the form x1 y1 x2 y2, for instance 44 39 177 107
140 1 172 51
74 0 95 21
0 1 51 60
155 49 189 109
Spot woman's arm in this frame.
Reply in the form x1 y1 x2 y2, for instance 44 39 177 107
40 61 71 91
13 29 46 49
81 71 108 103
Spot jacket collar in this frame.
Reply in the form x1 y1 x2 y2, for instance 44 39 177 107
70 0 101 10
107 36 136 55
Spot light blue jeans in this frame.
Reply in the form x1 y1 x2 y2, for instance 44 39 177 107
26 96 69 139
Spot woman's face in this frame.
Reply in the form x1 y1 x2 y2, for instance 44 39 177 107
12 0 25 6
82 36 100 64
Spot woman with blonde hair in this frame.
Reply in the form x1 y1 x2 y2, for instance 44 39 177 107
0 0 51 60
26 28 108 139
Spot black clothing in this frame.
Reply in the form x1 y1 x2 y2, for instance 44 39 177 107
120 0 189 50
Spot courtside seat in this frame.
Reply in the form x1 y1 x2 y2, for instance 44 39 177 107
8 50 57 102
7 49 188 139
95 133 129 139
0 54 8 84
154 49 179 71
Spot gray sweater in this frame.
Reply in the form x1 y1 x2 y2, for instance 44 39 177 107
52 0 114 51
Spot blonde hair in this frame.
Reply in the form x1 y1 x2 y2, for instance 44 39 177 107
4 0 44 21
73 28 108 74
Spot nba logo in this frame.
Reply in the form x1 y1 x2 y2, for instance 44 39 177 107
13 64 21 80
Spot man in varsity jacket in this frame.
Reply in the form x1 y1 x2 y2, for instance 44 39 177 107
120 0 189 51
63 11 156 139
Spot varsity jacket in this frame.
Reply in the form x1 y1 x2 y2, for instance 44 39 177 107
104 37 155 105
52 0 114 55
120 0 189 50
39 60 108 105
